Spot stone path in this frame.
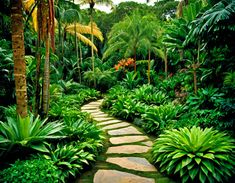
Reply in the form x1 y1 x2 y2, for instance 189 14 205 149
77 100 173 183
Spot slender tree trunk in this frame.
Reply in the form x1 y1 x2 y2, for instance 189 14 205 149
42 34 50 117
11 0 28 117
79 40 83 64
74 23 81 83
134 47 137 73
193 68 197 94
90 9 96 87
35 31 41 116
164 46 168 79
148 49 151 84
193 40 201 94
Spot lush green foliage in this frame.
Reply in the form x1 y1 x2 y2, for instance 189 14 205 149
142 103 182 134
0 115 64 156
43 142 95 181
152 126 235 183
0 158 63 183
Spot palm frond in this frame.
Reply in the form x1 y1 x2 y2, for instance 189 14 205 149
65 23 103 42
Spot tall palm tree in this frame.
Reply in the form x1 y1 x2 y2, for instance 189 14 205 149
78 0 113 87
23 0 55 116
11 0 28 117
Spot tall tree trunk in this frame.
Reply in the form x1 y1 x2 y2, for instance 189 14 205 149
148 49 151 84
75 23 81 83
134 47 137 73
193 68 197 94
164 46 168 79
34 31 42 116
79 40 83 64
90 8 96 87
42 34 50 116
11 0 28 117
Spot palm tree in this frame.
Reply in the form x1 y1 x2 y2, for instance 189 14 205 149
11 0 28 117
78 0 113 87
24 0 55 116
103 12 149 73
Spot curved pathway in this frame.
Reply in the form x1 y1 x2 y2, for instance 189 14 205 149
77 100 173 183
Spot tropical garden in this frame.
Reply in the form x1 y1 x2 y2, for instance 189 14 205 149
0 0 234 182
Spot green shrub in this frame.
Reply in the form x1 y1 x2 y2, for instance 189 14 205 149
0 158 63 183
134 84 168 105
0 115 64 155
62 118 104 153
186 87 224 109
141 103 182 134
152 126 235 183
44 142 95 180
101 85 130 109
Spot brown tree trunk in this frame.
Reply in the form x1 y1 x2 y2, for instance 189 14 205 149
34 32 42 116
75 23 81 83
42 34 50 116
164 46 168 79
148 49 151 84
193 68 197 94
11 0 28 117
90 9 96 88
134 47 137 73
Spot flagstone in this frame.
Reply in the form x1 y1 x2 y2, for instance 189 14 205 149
106 157 157 172
91 114 110 118
97 120 122 126
93 170 155 183
141 141 153 147
108 126 142 136
106 145 150 154
109 135 149 145
93 117 116 121
101 122 130 130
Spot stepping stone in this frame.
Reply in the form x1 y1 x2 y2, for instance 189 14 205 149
97 120 122 126
93 117 115 122
92 114 110 118
106 157 157 172
94 170 155 183
108 126 142 136
81 106 98 110
110 135 149 145
82 109 101 113
106 145 150 154
90 112 106 115
101 122 130 130
81 107 97 113
141 141 153 147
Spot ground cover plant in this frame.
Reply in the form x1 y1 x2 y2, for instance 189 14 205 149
152 126 235 183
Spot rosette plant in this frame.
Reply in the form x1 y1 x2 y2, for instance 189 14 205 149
152 126 235 183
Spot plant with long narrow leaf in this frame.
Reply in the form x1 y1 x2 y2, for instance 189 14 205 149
44 142 95 180
152 126 235 183
0 115 64 154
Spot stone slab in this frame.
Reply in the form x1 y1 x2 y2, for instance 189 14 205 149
93 117 116 122
102 122 130 130
97 120 122 126
82 109 101 113
110 135 149 145
141 141 153 147
81 106 98 110
93 170 155 183
106 157 157 172
108 126 142 136
90 112 106 115
92 114 110 118
106 145 150 154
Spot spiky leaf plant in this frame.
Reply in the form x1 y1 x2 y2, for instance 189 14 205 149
152 126 235 183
